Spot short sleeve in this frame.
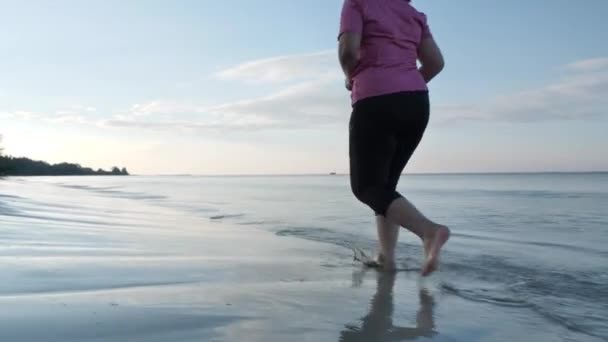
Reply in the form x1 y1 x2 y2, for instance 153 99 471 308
420 12 433 40
338 0 363 40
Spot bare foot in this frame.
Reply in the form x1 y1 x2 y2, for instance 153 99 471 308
376 254 397 272
421 226 450 277
354 249 394 271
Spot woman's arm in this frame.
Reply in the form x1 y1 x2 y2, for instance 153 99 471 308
418 36 445 83
338 32 361 90
338 0 363 91
339 32 361 80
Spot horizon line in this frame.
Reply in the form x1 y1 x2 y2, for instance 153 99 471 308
132 170 608 177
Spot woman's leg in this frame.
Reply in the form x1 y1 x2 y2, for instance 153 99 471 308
375 215 399 271
383 92 449 276
374 141 408 270
349 97 400 272
385 199 449 276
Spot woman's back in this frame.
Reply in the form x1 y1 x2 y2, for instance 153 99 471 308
339 0 432 103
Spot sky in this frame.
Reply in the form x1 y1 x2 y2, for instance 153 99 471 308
1 0 607 175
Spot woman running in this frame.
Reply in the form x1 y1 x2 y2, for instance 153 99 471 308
338 0 450 275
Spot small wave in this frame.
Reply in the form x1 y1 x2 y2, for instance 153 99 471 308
0 279 200 298
0 200 22 216
210 214 245 220
450 232 608 256
440 255 608 340
274 226 426 263
415 188 608 200
528 301 607 340
276 227 334 237
238 220 283 226
95 190 167 200
0 194 22 215
4 212 142 228
351 248 420 272
442 282 607 338
275 226 355 249
58 183 168 201
441 283 530 308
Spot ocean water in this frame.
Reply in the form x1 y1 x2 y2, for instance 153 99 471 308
1 173 607 340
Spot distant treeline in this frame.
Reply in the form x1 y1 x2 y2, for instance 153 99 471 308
0 156 129 176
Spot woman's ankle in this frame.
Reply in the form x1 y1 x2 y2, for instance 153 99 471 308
422 224 447 240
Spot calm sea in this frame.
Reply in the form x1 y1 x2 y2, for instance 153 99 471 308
2 173 607 339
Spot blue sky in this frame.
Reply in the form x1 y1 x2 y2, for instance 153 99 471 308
1 0 607 174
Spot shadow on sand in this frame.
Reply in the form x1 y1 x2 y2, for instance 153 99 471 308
340 270 437 341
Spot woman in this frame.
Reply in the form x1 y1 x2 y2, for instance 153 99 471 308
338 0 449 275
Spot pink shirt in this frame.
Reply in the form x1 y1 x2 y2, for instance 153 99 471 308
339 0 432 104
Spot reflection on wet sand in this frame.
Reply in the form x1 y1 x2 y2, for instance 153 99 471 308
340 271 437 341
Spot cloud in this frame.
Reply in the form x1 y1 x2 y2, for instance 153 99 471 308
54 105 98 116
1 107 96 125
566 57 608 72
0 111 39 120
50 115 91 124
215 50 338 83
202 53 608 128
0 111 14 119
100 78 350 132
100 54 608 132
127 101 205 116
102 56 350 131
5 52 606 133
434 65 608 124
206 79 348 126
98 118 284 131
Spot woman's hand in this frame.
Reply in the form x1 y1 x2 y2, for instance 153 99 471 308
417 36 445 83
345 78 353 91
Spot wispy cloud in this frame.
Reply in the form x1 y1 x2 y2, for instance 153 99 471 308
0 111 39 120
100 78 349 132
215 50 338 83
566 57 608 72
127 101 205 116
2 107 97 125
435 65 608 123
207 79 347 124
50 115 91 124
54 105 97 116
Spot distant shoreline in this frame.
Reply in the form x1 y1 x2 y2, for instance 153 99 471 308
117 171 608 177
0 156 129 177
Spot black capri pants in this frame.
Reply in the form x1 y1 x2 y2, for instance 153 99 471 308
349 91 430 216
